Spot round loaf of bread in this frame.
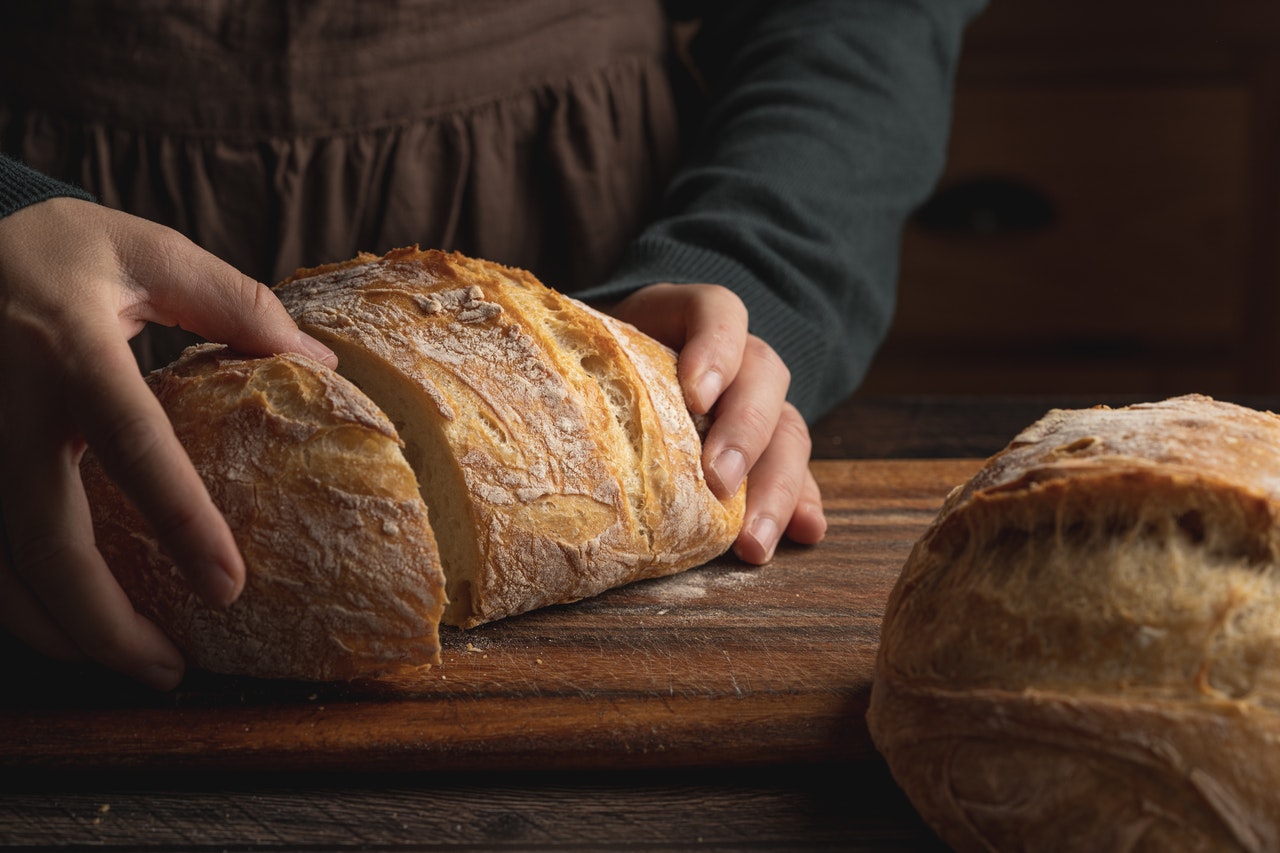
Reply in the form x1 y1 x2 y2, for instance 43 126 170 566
867 394 1280 850
82 345 447 681
275 247 745 628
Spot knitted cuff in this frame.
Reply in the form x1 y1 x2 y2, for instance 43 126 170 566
0 155 94 218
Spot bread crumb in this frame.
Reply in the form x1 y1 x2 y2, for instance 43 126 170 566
97 804 110 814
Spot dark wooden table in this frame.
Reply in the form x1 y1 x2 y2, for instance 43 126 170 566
1 392 1247 851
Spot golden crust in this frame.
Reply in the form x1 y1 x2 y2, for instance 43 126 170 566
85 247 743 681
867 394 1280 850
83 345 447 681
276 247 744 627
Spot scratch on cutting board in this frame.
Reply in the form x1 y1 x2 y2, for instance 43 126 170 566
722 650 743 697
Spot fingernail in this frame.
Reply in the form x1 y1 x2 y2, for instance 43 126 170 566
693 369 724 413
199 561 241 607
748 516 780 563
805 502 829 537
137 662 183 692
297 331 337 367
709 449 747 497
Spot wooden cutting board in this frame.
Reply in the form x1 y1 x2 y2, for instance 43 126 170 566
0 458 981 772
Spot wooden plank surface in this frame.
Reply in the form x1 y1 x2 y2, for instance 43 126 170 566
0 761 949 852
0 458 983 774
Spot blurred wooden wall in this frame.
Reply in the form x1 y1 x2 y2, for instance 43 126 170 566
859 0 1280 396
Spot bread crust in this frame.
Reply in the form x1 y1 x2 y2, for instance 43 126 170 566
276 247 744 627
84 247 743 681
868 394 1280 851
83 345 447 681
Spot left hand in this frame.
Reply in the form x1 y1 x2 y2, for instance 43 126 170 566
606 283 826 563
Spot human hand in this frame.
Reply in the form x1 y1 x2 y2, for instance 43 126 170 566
605 283 826 564
0 197 337 689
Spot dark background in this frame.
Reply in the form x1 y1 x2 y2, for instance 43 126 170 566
858 0 1280 399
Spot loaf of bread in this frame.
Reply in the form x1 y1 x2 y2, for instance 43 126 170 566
84 247 743 680
275 247 744 628
867 394 1280 850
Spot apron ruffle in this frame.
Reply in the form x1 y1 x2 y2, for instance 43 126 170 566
1 0 680 289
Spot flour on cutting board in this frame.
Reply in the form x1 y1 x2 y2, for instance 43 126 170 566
645 567 762 601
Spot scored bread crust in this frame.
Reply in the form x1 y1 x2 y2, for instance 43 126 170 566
867 394 1280 851
82 345 447 681
275 247 745 628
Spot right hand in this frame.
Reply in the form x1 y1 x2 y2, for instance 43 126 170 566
605 283 827 564
0 197 337 690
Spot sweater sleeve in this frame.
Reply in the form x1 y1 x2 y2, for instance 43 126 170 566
0 154 94 218
576 0 987 422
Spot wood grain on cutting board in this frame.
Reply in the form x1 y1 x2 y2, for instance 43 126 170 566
0 459 982 772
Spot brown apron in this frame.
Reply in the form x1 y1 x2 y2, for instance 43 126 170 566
0 1 681 367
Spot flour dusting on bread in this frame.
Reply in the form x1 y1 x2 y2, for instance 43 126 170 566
275 247 744 628
868 394 1280 850
83 347 447 681
83 247 744 682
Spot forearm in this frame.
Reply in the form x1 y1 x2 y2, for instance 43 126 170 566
583 0 987 422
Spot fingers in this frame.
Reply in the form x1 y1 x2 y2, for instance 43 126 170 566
700 339 828 561
611 284 785 494
65 333 245 608
730 403 825 564
786 469 828 545
0 544 84 663
658 293 827 562
0 413 186 690
0 310 229 689
0 198 302 689
675 286 749 417
607 281 828 562
112 219 338 367
608 283 747 416
1 494 186 691
701 335 791 497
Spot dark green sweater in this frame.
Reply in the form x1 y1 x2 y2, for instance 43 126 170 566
0 0 985 422
584 0 986 418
